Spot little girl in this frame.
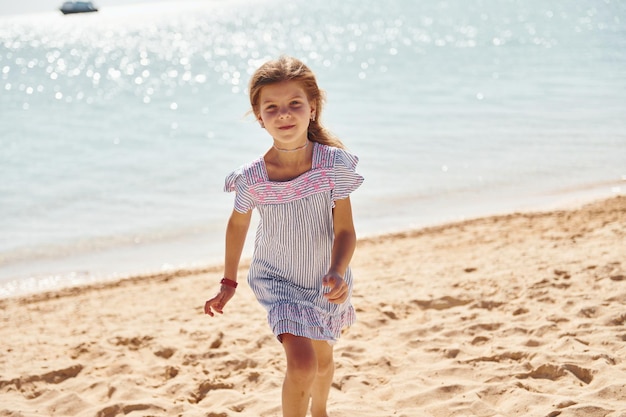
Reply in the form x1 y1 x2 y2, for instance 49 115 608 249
204 55 364 417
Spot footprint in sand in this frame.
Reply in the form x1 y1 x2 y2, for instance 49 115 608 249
471 336 490 345
516 363 593 384
606 313 626 326
189 380 235 404
154 347 176 359
0 364 84 389
413 296 472 310
96 403 166 417
210 331 224 349
108 335 153 350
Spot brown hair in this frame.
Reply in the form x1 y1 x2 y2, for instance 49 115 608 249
248 56 345 149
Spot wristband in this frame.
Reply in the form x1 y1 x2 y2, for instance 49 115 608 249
220 277 238 288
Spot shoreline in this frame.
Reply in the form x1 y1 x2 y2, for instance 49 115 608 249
1 195 625 416
1 184 624 301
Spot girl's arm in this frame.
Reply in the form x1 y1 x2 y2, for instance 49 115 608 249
323 197 357 304
223 209 253 281
204 209 252 316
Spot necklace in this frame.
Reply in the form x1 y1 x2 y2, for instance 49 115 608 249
273 141 309 153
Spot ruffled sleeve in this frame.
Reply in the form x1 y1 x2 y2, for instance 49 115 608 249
331 148 364 204
224 168 255 213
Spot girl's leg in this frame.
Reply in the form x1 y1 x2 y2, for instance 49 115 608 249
281 334 317 417
310 340 334 417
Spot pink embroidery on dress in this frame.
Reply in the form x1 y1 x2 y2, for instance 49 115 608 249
249 169 333 205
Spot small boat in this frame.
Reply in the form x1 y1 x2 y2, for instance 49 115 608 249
59 1 99 14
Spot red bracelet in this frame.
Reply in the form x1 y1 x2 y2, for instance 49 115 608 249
220 278 238 288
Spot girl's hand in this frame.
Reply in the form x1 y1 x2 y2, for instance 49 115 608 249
204 287 236 317
322 272 349 304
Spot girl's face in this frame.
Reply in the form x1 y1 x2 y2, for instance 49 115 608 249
257 81 316 148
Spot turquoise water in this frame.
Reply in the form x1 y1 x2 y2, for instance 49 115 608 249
1 0 625 296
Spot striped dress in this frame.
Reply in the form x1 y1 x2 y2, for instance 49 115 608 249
224 142 364 343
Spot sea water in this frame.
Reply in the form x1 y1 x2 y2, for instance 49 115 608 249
1 0 625 296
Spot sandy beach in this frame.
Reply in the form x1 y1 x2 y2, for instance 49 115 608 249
1 195 625 417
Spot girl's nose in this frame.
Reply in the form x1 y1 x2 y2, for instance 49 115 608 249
278 106 290 118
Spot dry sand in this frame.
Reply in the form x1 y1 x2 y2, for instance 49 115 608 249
1 196 625 417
